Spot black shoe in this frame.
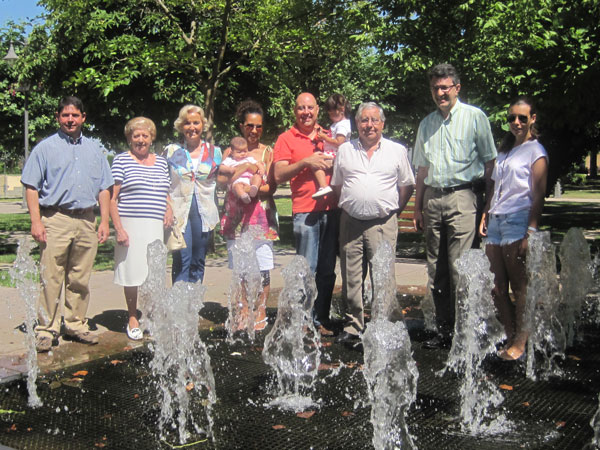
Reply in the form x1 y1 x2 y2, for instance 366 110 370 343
336 331 360 345
422 333 452 349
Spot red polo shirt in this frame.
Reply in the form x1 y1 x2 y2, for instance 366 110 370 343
273 125 337 214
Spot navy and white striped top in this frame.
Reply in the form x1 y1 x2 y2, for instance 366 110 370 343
111 152 170 220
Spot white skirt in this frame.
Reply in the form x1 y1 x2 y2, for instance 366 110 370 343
113 217 164 286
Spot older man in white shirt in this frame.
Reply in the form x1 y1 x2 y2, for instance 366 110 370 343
331 102 415 344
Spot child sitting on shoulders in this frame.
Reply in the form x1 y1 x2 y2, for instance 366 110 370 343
312 93 352 199
219 136 264 204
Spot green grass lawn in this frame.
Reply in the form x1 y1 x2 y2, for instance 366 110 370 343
1 184 598 287
560 189 600 199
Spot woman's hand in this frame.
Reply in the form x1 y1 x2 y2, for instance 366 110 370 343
255 161 266 177
479 211 489 237
163 206 174 228
519 234 529 257
116 228 129 247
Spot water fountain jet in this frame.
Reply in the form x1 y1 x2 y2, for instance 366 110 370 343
558 227 594 346
441 248 509 435
225 229 263 343
362 241 418 449
262 255 320 412
9 237 42 408
139 240 216 444
524 231 566 380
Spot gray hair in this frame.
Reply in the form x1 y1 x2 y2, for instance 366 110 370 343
355 102 386 123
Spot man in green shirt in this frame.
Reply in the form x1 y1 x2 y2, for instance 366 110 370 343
413 63 497 349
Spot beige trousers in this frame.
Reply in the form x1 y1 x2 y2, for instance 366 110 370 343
423 187 477 334
35 209 98 338
339 210 398 335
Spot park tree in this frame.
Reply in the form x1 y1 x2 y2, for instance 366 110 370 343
370 0 600 185
0 24 57 172
10 0 380 149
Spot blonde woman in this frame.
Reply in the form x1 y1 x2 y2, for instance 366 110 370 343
164 105 222 283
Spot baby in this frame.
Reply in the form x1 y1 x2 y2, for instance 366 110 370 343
219 136 264 204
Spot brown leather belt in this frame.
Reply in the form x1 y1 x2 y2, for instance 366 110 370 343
41 205 94 216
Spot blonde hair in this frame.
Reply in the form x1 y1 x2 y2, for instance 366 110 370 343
174 104 205 134
124 117 156 141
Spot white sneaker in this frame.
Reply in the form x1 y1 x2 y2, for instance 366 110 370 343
312 186 333 199
126 324 143 341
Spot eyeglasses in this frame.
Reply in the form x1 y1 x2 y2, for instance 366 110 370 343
507 114 529 124
244 123 262 130
430 84 456 93
359 118 382 125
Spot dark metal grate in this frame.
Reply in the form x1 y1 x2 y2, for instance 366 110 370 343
1 328 598 449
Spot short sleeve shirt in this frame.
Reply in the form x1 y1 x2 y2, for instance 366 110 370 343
21 130 114 209
111 152 170 220
273 125 337 214
413 100 497 188
331 137 415 219
489 139 548 215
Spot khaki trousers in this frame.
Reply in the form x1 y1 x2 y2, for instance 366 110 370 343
339 210 398 335
423 187 477 334
35 209 98 338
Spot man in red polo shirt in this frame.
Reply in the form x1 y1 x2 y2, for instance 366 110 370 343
273 92 340 336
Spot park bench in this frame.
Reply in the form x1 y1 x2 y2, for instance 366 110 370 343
398 195 417 233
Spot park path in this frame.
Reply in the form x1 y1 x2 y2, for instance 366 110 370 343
0 198 427 382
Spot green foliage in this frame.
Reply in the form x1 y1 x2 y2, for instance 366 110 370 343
12 0 382 150
0 25 58 170
1 0 598 185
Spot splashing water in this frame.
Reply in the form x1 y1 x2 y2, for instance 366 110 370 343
525 232 566 380
588 394 600 449
362 242 418 449
559 227 594 346
442 249 509 435
9 238 42 408
262 255 321 412
139 240 216 444
588 252 600 325
420 281 437 333
225 229 263 343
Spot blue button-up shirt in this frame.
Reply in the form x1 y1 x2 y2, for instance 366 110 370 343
21 130 114 209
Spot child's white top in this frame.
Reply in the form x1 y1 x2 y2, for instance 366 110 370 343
324 118 352 154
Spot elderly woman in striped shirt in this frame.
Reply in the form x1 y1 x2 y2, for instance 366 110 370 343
110 117 173 340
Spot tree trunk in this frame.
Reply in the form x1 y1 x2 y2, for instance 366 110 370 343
203 0 233 144
590 149 598 178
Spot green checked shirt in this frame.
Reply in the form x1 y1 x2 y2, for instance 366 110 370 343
413 99 497 188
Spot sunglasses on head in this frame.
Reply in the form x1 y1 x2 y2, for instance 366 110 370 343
507 114 529 124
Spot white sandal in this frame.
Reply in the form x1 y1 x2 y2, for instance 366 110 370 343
126 324 143 341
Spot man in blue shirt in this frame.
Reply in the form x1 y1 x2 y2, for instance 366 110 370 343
21 96 114 352
413 64 497 349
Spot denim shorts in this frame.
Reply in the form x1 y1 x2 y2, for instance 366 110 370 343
486 209 529 246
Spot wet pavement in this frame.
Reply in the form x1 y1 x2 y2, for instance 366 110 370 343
0 243 427 383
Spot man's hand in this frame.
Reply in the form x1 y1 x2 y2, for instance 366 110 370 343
97 221 110 244
31 221 47 243
413 209 425 232
304 152 334 171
